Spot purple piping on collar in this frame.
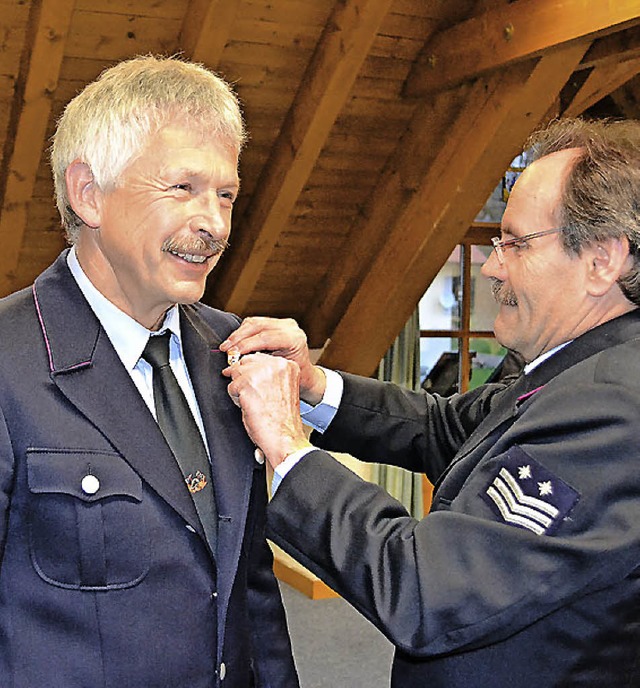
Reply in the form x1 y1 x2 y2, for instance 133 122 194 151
32 283 55 373
32 283 92 374
517 385 544 404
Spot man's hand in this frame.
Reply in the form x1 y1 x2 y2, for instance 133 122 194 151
222 353 312 469
220 317 326 405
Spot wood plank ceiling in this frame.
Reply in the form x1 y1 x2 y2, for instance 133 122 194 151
2 0 640 376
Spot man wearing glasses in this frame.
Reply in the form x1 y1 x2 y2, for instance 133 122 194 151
223 118 640 687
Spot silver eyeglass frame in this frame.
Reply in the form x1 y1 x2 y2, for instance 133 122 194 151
491 227 564 265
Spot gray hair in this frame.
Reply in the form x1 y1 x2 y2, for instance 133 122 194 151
51 55 246 243
527 117 640 306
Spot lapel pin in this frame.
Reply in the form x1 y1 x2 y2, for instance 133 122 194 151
185 470 208 494
227 349 241 366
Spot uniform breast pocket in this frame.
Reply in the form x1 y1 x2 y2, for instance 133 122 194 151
27 449 149 590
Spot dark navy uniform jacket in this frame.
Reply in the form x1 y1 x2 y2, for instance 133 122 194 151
0 251 299 688
267 310 640 687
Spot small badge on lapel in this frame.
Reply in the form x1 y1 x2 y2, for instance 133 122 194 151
185 470 208 494
481 446 579 535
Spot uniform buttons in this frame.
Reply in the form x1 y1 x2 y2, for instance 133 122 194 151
81 474 100 495
254 448 265 464
185 524 196 533
211 591 218 600
219 662 226 681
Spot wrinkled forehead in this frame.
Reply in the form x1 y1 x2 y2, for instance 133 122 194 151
154 110 241 153
121 118 240 177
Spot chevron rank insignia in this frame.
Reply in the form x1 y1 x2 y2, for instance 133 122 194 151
482 446 580 535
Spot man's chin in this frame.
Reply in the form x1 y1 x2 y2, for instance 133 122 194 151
170 279 209 306
493 311 518 347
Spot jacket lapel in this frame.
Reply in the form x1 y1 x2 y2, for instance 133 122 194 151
180 305 255 581
32 252 204 538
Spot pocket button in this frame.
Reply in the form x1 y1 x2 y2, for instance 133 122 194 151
81 474 100 495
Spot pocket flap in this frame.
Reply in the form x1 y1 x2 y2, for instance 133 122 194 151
27 449 142 503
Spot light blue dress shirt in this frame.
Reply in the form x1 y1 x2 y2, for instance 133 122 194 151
66 247 210 451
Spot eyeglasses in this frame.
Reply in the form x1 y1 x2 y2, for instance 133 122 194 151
491 227 564 265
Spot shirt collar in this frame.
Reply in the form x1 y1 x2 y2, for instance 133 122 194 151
67 246 183 371
524 341 572 375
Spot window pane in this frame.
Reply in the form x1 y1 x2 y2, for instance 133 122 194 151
469 337 514 389
418 247 462 330
470 244 499 332
420 337 459 395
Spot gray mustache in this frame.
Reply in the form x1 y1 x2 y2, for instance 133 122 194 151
161 235 230 256
490 278 518 307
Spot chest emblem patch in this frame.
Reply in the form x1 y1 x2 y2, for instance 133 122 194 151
481 446 580 535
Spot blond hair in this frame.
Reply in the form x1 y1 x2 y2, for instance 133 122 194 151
51 55 246 242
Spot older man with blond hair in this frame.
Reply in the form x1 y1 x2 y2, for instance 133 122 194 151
0 55 298 688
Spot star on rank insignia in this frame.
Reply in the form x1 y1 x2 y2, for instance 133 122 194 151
538 480 553 496
518 464 532 480
481 447 580 535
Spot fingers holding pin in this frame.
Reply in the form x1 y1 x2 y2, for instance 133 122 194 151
226 349 242 406
227 349 241 366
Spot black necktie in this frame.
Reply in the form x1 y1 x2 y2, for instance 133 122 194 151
142 332 217 551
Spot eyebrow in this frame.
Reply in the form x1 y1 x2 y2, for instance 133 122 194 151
166 168 240 187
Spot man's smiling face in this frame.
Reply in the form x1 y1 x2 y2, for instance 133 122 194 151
76 121 239 329
481 149 585 362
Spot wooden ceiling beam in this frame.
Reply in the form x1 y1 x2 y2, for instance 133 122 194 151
579 24 640 70
609 79 640 118
403 0 640 97
563 55 640 117
318 42 589 376
208 0 394 315
179 0 238 66
0 0 75 297
304 82 471 348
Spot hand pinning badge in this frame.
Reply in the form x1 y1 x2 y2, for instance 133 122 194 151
226 349 242 407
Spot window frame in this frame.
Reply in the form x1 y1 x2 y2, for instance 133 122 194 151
419 223 498 393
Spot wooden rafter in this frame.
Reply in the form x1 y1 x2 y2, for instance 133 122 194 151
404 0 640 97
563 56 640 116
609 79 640 117
304 82 471 347
580 24 640 70
318 42 590 376
0 0 75 296
210 0 394 314
179 0 238 66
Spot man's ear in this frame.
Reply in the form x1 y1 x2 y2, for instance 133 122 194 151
64 160 102 229
585 236 631 297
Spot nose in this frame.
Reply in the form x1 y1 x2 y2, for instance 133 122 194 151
190 192 229 239
481 246 505 279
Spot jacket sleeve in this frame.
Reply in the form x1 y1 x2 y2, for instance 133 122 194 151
313 371 506 483
268 370 640 658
